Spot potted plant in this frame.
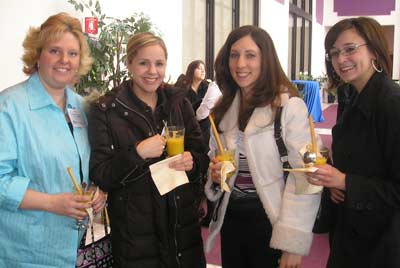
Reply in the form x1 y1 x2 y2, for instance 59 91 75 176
299 71 314 81
68 0 156 94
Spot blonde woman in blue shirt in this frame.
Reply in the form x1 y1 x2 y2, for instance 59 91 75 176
0 13 106 267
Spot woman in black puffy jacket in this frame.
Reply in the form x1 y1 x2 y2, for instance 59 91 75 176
88 32 209 268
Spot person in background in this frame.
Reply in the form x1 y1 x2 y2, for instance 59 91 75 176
177 60 210 144
307 17 400 268
195 80 222 122
88 32 209 268
0 12 106 267
177 60 214 226
205 25 320 268
183 60 209 107
174 73 188 89
195 80 222 226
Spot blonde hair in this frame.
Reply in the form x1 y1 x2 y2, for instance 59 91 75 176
22 12 93 76
126 32 168 64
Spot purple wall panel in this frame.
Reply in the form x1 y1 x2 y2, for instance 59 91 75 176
334 0 395 16
316 0 324 25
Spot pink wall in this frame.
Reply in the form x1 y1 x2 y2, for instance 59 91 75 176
316 0 324 25
334 0 395 16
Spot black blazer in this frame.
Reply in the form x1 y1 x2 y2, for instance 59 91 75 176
328 72 400 268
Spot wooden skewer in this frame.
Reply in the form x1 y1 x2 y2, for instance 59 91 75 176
209 114 225 154
67 167 83 195
309 115 317 153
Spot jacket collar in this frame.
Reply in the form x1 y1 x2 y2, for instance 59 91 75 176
115 80 172 117
27 72 77 110
350 72 385 119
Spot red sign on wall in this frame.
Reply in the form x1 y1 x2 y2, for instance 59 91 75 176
84 17 98 34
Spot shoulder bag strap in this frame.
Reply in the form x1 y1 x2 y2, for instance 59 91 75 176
274 106 291 182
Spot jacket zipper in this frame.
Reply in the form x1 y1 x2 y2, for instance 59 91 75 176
173 191 181 268
115 98 156 186
115 98 156 134
117 97 181 266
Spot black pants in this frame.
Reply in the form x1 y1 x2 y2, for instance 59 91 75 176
220 198 281 268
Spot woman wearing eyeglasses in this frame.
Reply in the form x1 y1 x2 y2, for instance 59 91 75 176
307 17 400 268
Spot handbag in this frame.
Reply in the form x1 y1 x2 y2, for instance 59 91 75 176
76 208 113 268
312 187 336 233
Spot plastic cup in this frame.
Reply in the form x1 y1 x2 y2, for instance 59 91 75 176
165 126 185 156
315 156 327 166
215 148 235 163
214 148 236 179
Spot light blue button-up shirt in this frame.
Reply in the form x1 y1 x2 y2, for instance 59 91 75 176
0 73 90 267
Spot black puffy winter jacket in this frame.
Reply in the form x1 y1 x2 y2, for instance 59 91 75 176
88 81 208 268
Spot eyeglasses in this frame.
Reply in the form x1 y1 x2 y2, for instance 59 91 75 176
325 43 367 62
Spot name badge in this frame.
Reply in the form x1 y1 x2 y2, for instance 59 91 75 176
67 108 87 128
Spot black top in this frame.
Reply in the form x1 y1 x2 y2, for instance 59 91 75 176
185 81 211 146
328 72 400 268
184 80 209 112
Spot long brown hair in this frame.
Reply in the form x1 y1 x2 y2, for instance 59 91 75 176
185 60 206 87
212 25 296 131
324 17 392 89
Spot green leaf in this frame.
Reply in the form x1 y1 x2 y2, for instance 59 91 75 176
95 0 101 14
66 2 158 94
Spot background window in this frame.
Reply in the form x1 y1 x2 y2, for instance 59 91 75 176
182 0 207 78
288 0 312 80
182 0 259 79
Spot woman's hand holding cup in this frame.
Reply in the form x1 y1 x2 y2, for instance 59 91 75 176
136 134 166 160
169 151 193 171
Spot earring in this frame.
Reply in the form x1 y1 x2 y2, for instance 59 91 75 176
372 59 383 73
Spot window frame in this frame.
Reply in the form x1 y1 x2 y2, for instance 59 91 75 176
205 0 259 79
289 0 312 80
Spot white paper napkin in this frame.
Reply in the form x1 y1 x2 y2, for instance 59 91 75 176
85 186 99 225
220 161 235 192
292 172 323 194
85 222 111 246
149 154 189 195
282 144 322 194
